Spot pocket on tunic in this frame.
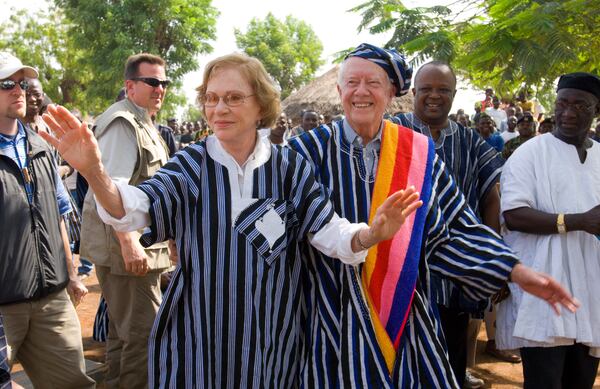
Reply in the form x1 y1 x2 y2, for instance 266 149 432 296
234 198 297 266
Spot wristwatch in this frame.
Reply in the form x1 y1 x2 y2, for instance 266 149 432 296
556 213 567 234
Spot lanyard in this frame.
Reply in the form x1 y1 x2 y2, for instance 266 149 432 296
11 136 34 204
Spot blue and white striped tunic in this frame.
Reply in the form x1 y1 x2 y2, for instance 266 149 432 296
392 113 502 220
392 113 504 310
138 140 335 388
288 121 518 388
0 315 10 389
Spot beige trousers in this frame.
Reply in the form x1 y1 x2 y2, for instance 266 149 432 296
96 265 162 389
0 289 95 389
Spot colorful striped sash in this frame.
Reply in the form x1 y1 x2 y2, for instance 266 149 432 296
361 120 434 373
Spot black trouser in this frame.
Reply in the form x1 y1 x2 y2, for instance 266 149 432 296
521 344 599 389
438 305 470 387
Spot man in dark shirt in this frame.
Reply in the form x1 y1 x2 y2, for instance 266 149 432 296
502 112 536 159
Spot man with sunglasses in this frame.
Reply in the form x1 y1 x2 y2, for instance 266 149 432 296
79 52 172 388
0 52 94 387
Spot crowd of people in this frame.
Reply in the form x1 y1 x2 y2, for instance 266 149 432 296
0 40 598 389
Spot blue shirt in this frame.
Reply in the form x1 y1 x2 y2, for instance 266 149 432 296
341 118 382 177
484 132 505 153
0 122 72 215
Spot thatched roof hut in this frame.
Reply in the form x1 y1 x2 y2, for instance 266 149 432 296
282 66 414 122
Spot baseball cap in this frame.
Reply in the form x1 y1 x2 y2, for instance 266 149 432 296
0 52 38 80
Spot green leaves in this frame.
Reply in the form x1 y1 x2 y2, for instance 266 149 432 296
57 0 217 115
0 1 218 117
352 0 600 101
0 7 87 109
234 13 324 99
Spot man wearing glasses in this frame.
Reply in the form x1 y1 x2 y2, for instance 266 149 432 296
0 52 94 387
80 52 171 388
497 72 600 388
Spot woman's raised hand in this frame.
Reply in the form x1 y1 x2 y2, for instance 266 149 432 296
40 104 103 176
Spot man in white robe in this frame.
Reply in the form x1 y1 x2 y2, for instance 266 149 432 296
497 72 600 389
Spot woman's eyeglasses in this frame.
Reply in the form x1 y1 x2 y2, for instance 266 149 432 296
200 92 255 107
0 79 29 91
130 77 171 88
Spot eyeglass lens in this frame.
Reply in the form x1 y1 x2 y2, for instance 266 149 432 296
0 80 29 91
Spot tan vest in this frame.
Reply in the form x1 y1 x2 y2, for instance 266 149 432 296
80 99 171 275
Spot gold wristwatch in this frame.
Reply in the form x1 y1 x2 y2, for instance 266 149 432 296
556 213 567 234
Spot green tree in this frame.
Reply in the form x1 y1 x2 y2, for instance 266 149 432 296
235 13 324 99
351 0 600 99
55 0 218 115
0 8 90 110
182 103 202 123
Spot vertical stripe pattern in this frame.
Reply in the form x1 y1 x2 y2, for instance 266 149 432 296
0 315 10 389
138 142 334 388
392 113 505 308
288 120 518 388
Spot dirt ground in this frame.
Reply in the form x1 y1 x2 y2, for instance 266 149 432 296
73 272 600 388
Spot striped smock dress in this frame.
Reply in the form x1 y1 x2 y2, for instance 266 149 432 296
137 138 337 388
288 120 518 388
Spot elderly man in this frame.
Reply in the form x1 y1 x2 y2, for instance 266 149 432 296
79 53 172 388
0 52 94 388
288 43 577 388
497 72 600 389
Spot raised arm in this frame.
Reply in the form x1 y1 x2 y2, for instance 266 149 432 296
350 187 423 252
41 105 126 219
309 187 423 264
426 155 579 315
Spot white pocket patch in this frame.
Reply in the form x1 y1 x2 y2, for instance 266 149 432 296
255 205 285 250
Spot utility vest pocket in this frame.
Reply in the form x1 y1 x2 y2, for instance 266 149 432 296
139 143 164 179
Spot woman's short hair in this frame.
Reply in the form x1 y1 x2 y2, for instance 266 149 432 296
196 53 281 128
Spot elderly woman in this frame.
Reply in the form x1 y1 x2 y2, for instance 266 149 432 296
41 53 422 388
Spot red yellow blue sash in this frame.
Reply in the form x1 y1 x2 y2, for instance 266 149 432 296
361 120 434 373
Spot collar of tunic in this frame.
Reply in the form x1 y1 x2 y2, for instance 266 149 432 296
402 112 460 149
206 134 271 200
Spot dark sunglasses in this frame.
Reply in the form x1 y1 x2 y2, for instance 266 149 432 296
0 79 29 91
130 77 171 88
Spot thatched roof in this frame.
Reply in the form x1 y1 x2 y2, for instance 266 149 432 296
282 66 414 121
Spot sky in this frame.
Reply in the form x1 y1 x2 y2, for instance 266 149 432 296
1 0 481 116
